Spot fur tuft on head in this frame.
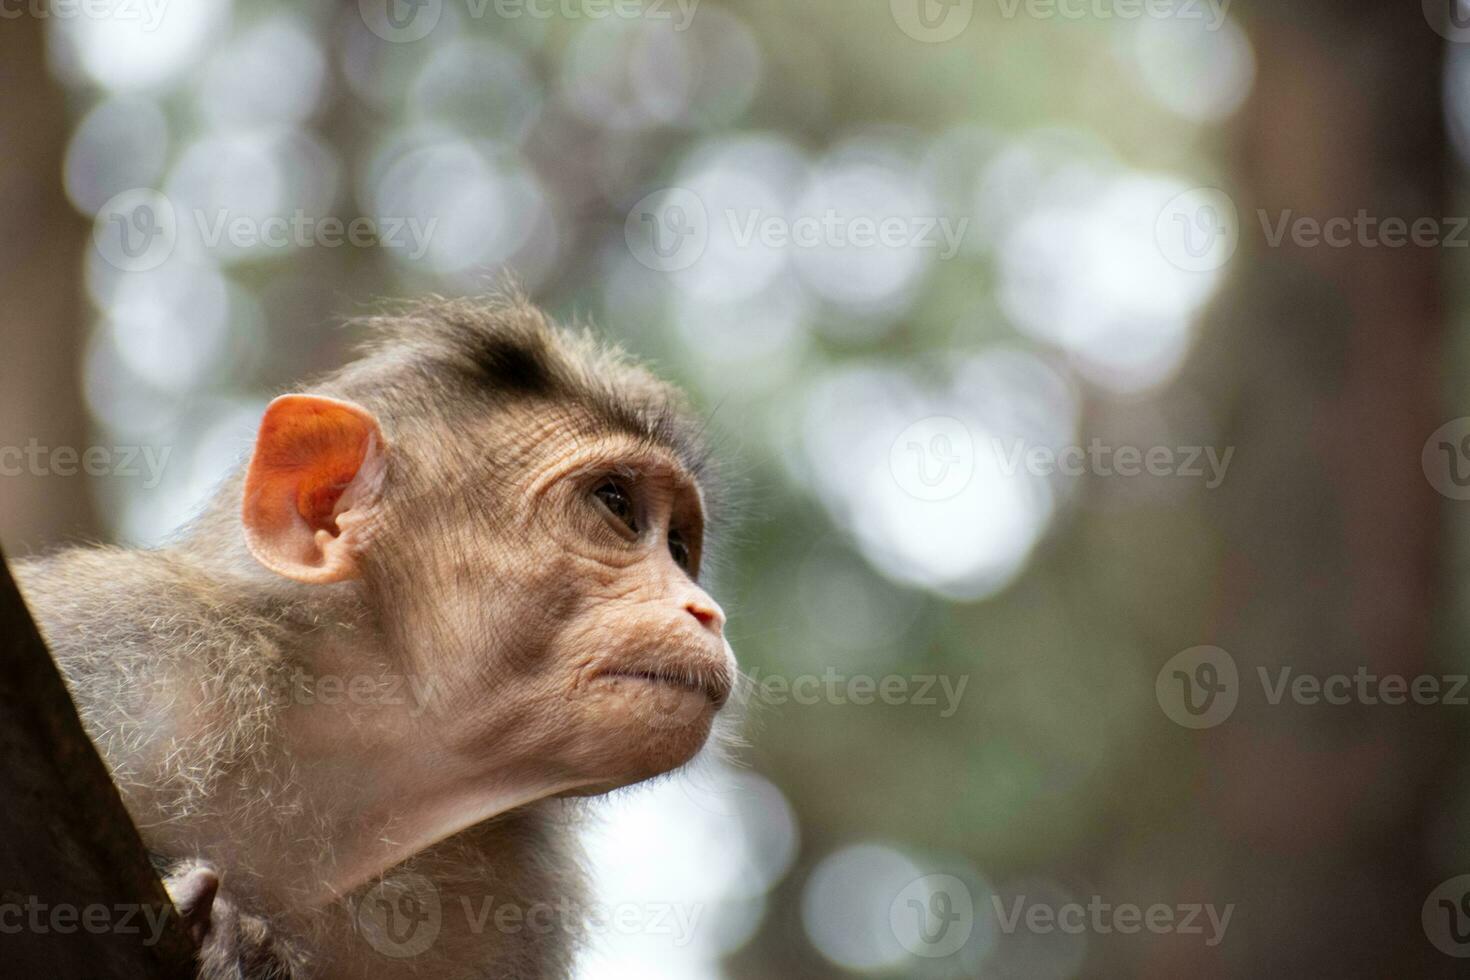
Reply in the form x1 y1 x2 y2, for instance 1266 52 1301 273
335 293 719 500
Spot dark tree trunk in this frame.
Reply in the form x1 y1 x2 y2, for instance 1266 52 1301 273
1148 4 1454 977
0 549 196 977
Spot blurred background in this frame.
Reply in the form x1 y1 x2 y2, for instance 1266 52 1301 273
3 0 1469 976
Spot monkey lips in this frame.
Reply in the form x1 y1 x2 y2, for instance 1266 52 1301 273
589 644 734 731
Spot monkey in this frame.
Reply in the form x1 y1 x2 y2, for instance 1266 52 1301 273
12 294 740 978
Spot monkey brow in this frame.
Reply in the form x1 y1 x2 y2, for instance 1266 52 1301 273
568 404 714 488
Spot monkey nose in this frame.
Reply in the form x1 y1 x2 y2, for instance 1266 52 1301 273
685 598 726 635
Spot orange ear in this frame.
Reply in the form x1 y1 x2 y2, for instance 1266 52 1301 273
242 394 387 584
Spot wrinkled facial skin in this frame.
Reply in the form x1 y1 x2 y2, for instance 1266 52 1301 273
372 405 734 796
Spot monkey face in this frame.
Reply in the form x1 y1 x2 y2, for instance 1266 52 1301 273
522 434 734 789
370 411 736 797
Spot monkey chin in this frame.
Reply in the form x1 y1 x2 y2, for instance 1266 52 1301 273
563 672 727 794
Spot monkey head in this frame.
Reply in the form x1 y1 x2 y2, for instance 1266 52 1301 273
236 299 736 804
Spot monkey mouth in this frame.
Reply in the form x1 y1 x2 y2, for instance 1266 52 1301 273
598 664 732 708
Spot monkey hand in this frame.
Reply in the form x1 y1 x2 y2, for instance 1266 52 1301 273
164 864 307 980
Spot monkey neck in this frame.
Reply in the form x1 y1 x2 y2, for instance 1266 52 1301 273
24 544 581 915
254 629 589 911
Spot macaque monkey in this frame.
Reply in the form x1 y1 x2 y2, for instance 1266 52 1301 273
14 296 739 978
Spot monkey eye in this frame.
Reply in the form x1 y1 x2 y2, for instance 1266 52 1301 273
593 479 638 534
668 529 692 572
